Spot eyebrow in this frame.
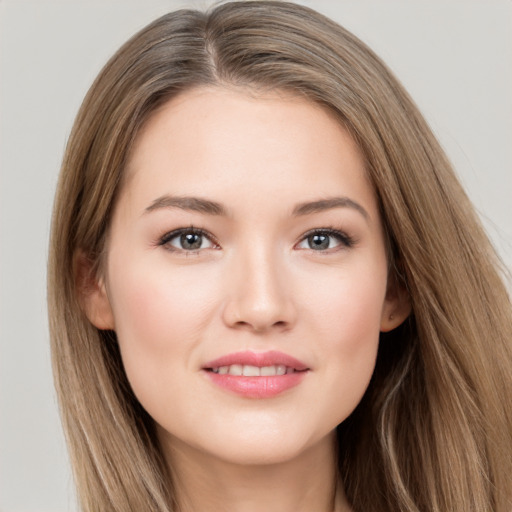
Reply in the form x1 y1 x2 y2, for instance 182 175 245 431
145 195 227 216
292 197 369 220
144 194 368 220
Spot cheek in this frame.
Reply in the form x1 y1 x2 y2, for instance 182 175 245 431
335 275 385 362
110 259 217 343
301 263 387 417
106 258 220 400
303 260 387 345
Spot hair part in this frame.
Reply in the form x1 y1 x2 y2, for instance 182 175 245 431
48 2 512 511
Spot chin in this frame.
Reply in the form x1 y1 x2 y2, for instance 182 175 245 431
191 423 336 468
219 439 309 466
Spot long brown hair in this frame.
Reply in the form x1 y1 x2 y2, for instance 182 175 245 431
48 2 512 510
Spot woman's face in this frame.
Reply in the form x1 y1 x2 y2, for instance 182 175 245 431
86 87 407 466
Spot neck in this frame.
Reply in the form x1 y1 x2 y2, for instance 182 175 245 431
159 431 351 512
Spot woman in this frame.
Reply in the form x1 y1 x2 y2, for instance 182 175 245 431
48 2 512 511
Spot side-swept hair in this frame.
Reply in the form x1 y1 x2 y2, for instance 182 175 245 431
48 2 512 510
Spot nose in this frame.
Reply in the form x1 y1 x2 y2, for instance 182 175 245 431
221 246 297 333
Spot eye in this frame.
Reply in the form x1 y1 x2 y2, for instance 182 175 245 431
159 228 217 252
296 229 354 251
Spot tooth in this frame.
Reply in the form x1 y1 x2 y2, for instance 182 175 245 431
216 364 294 376
228 364 243 376
276 365 286 376
243 365 260 376
260 366 277 376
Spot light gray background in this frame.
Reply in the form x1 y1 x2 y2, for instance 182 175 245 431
1 1 510 511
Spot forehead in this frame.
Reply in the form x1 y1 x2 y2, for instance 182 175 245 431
121 86 377 218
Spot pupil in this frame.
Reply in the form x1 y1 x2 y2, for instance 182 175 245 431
181 233 202 250
309 234 329 250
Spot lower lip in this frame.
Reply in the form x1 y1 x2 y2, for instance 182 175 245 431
204 371 308 398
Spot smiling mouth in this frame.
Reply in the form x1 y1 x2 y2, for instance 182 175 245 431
203 351 310 398
208 364 305 376
203 350 309 375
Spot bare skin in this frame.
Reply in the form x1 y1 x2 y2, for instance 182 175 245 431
162 430 350 512
83 86 409 512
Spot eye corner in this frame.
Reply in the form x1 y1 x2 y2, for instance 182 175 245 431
157 227 220 253
295 227 356 252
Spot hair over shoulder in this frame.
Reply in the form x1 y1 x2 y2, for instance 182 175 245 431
48 2 512 511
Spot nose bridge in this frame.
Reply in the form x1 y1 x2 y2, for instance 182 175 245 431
223 238 295 331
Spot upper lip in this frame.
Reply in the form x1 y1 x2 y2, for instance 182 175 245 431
203 350 309 371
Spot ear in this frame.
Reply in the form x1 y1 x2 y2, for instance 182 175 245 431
380 274 411 332
74 250 115 330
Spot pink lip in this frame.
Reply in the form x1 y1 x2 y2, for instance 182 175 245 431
202 350 309 399
204 350 309 371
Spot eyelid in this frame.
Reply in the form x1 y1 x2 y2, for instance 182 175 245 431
158 227 220 252
156 226 355 253
295 227 355 251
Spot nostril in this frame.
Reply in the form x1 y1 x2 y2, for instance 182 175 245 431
230 319 290 333
221 291 297 332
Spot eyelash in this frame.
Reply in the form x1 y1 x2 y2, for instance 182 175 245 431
157 226 355 253
158 227 219 254
298 227 356 251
